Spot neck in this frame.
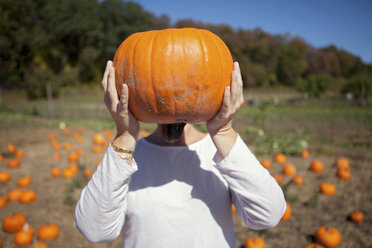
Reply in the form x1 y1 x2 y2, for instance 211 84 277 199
146 124 206 146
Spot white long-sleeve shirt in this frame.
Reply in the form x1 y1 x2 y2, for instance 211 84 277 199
74 134 286 248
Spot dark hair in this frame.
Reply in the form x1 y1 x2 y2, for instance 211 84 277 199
161 123 186 143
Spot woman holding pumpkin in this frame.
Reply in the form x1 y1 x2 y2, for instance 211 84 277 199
75 29 286 248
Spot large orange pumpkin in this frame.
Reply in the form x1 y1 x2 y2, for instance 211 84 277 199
113 28 233 123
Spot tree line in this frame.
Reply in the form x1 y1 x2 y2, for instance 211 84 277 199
1 0 371 99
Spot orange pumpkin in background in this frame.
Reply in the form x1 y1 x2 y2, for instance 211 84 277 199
274 153 286 164
309 160 324 173
51 167 62 178
349 211 364 223
283 164 296 177
315 226 341 248
29 242 48 248
7 159 21 168
19 190 37 204
37 223 59 240
0 172 11 182
15 149 26 158
7 189 23 202
281 202 292 221
245 237 266 248
2 213 27 233
293 175 304 186
14 223 33 246
0 196 7 209
17 176 32 187
260 160 271 169
320 182 336 196
301 149 310 158
6 144 17 153
113 28 233 123
335 157 349 169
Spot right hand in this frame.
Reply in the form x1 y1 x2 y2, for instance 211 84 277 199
102 61 140 149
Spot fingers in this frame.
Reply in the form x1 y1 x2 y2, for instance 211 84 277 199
106 66 119 111
101 60 112 92
120 84 129 114
231 62 244 107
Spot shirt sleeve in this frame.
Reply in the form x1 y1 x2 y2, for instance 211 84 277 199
74 143 138 243
213 135 286 230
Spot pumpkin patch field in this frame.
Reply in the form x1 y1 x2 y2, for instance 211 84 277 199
0 88 371 247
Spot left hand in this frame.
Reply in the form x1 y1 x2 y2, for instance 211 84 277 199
207 62 244 135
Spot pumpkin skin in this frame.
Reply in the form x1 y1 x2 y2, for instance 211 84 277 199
29 242 48 248
301 149 310 158
274 153 286 164
320 182 336 196
260 160 271 169
0 172 11 182
51 167 62 178
309 160 324 173
17 176 32 187
37 223 59 240
349 211 364 223
113 28 233 124
294 175 304 186
281 202 291 221
2 213 27 233
14 224 33 246
0 196 7 209
19 190 37 204
283 164 296 177
315 226 341 248
336 167 351 180
245 237 266 248
304 244 325 248
7 189 23 202
335 157 349 169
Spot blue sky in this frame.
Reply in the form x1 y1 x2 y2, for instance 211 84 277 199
130 0 372 63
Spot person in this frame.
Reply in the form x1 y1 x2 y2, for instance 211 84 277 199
74 60 286 248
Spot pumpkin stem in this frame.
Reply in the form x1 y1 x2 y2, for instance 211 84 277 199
161 123 186 143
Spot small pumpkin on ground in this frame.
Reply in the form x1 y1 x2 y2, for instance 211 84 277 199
304 244 325 248
336 167 351 180
309 160 324 173
17 176 32 187
7 159 21 168
37 223 59 240
293 175 304 186
272 174 283 184
14 223 33 246
274 153 286 164
349 211 364 223
301 149 310 158
20 190 37 204
15 149 26 158
0 196 7 209
0 172 11 182
281 202 291 221
7 189 23 202
51 167 62 178
2 213 27 233
320 182 336 196
29 241 48 248
245 237 265 248
283 164 296 177
260 160 271 169
6 144 17 153
335 157 349 170
315 226 341 248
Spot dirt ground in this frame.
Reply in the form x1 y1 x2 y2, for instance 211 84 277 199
0 123 371 248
